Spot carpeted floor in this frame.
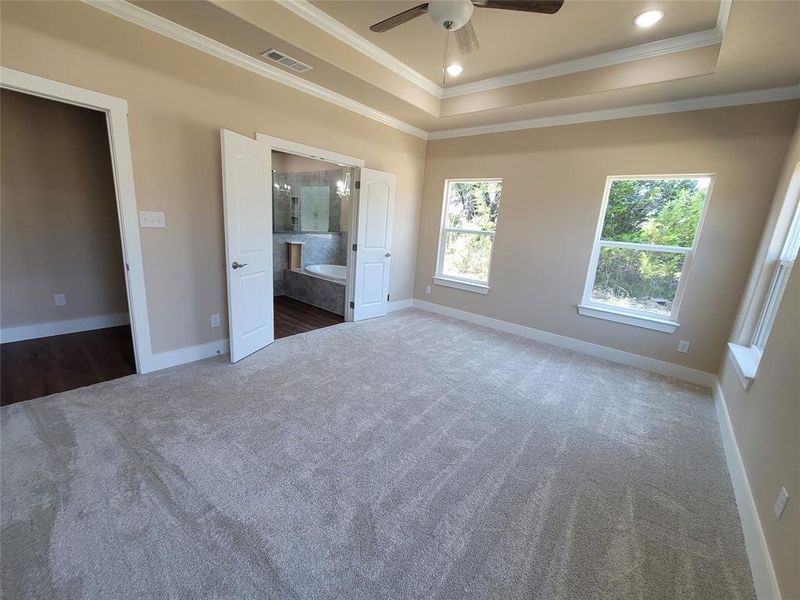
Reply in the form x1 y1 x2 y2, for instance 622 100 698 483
0 309 754 599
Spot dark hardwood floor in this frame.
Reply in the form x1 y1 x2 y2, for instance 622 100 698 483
274 295 344 339
1 325 136 406
0 300 341 405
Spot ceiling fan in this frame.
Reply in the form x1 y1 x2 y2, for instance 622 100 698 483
370 0 564 55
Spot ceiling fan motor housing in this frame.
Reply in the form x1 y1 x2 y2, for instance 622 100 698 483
427 0 474 31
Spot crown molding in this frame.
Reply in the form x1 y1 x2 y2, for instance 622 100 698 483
443 0 732 98
441 29 723 98
275 0 443 99
79 0 790 144
428 85 800 140
82 0 429 139
278 0 733 101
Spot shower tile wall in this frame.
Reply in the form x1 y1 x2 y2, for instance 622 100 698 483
272 233 347 296
273 169 346 233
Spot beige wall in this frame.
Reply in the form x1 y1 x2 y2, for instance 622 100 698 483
272 151 343 173
717 123 800 599
0 1 427 353
416 102 800 373
1 89 128 328
719 269 799 599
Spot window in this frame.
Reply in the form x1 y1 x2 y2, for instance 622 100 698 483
579 176 713 332
752 190 800 352
434 179 502 293
727 164 800 389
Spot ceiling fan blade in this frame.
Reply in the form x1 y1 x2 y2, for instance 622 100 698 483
370 3 429 32
455 20 479 55
475 0 564 14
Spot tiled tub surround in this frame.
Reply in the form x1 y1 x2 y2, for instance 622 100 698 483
272 233 347 296
284 268 346 316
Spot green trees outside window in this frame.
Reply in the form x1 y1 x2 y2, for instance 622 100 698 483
590 177 710 316
439 180 502 283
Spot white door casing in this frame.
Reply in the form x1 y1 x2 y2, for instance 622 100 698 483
352 168 396 321
221 129 274 362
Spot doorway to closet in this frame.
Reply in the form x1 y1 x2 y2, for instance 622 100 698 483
0 89 135 404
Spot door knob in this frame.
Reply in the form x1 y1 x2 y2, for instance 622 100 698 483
232 261 248 269
385 252 392 258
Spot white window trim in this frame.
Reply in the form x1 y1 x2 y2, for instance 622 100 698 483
434 178 502 294
578 174 715 333
728 163 800 388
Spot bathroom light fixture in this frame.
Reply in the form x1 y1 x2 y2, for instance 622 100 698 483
446 63 464 77
634 10 664 28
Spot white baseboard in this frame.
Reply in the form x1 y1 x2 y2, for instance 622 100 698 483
411 300 715 387
712 381 782 600
387 299 414 312
0 313 131 344
141 338 229 373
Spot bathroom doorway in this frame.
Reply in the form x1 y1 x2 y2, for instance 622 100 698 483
271 150 354 339
221 131 395 362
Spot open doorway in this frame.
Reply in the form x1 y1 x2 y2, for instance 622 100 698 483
271 150 354 339
0 89 134 404
221 130 395 363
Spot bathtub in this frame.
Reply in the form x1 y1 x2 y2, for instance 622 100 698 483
304 264 347 284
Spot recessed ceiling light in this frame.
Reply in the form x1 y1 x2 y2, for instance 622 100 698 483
634 10 664 28
446 63 464 77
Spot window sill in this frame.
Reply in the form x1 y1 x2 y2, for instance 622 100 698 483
577 304 679 333
726 343 761 390
433 276 489 295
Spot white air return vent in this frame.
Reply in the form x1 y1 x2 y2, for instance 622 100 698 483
260 49 313 74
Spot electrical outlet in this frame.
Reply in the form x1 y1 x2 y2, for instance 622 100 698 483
677 340 690 353
774 486 789 520
210 314 221 328
54 293 67 306
138 210 166 228
425 285 432 294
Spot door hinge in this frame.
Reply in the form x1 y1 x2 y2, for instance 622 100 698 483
355 180 361 190
350 301 355 309
352 243 357 252
125 263 130 272
387 294 390 302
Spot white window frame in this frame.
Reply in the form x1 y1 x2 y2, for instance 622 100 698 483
434 178 502 294
728 163 800 389
578 174 715 333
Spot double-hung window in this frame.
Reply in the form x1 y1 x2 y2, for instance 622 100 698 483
752 218 799 353
434 179 502 294
579 175 713 332
728 165 800 388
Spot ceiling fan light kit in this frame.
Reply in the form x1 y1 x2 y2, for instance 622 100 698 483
427 0 474 31
369 0 564 36
369 0 566 84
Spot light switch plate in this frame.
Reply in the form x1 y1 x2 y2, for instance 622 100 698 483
139 210 166 228
54 293 67 306
774 486 789 520
210 314 221 328
677 340 690 353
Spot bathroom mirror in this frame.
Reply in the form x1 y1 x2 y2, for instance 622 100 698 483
272 167 351 234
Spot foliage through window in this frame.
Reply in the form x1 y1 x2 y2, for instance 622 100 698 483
436 179 502 286
584 176 712 318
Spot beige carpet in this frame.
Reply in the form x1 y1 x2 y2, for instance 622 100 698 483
1 309 754 599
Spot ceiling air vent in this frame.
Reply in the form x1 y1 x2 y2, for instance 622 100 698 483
260 49 313 74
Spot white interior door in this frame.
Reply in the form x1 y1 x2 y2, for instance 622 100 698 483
220 129 274 362
352 168 395 321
